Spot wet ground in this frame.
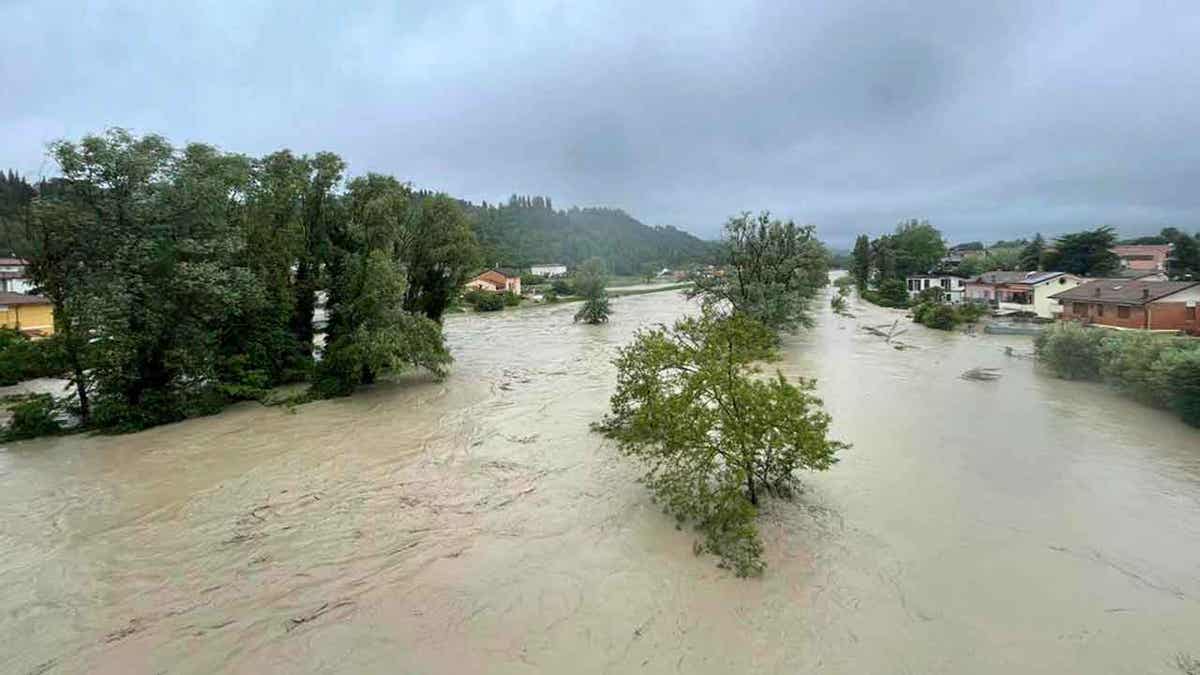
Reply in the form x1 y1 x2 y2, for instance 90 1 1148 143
1 287 1197 673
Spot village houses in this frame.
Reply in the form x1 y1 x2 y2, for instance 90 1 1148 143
0 257 34 294
963 271 1084 319
0 291 54 336
465 269 521 295
1049 279 1200 334
1112 244 1172 272
905 272 968 303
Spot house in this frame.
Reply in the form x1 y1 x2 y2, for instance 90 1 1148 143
465 269 521 295
0 258 34 294
906 272 968 303
529 263 567 278
1112 244 1172 272
0 292 54 336
1049 280 1200 334
964 271 1084 318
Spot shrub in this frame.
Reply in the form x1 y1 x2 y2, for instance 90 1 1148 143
0 330 70 386
913 302 958 330
4 394 62 441
832 275 855 289
523 273 547 286
957 300 989 323
551 279 574 296
861 279 910 308
469 291 505 312
1153 347 1200 427
503 291 521 307
1034 322 1104 379
1096 332 1177 405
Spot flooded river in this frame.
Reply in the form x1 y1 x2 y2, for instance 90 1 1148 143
1 287 1198 673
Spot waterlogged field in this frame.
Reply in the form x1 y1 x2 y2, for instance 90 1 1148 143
1 288 1198 673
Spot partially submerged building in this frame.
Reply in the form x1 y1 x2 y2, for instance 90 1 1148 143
1049 279 1200 334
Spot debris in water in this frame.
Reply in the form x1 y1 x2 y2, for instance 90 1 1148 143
960 367 1001 381
287 600 355 632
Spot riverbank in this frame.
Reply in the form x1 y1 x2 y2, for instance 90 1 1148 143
1 289 1197 673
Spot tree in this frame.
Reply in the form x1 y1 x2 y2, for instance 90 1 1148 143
1164 230 1200 280
690 212 828 332
1019 234 1045 271
316 250 450 396
573 257 610 324
890 219 946 278
640 262 658 284
980 246 1022 272
849 234 871 290
401 194 480 322
595 311 846 575
291 152 345 363
1041 227 1120 276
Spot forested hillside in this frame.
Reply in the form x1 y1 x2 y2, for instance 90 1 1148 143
465 195 715 274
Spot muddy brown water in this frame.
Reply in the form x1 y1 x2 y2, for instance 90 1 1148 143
1 287 1198 674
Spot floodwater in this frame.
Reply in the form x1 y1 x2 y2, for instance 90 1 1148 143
1 286 1198 674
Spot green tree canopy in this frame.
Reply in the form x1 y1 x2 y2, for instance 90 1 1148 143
595 311 846 575
573 257 610 324
690 211 829 332
1042 227 1120 276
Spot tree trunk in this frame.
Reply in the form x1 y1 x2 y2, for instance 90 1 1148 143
747 471 758 506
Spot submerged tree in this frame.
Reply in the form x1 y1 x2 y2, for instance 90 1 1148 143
595 311 846 575
849 234 871 290
401 194 480 322
690 211 829 332
573 257 610 324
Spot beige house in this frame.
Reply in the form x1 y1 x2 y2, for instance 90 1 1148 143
465 269 521 295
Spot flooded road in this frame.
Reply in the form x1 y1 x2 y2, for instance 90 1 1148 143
1 287 1198 674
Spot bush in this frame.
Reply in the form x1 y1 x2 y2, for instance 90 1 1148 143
0 330 70 386
913 302 958 330
503 291 521 307
1154 347 1200 426
1034 322 1104 379
1097 331 1176 405
957 301 989 323
467 291 505 312
832 275 855 289
551 279 574 296
523 273 547 286
3 394 62 440
861 279 910 308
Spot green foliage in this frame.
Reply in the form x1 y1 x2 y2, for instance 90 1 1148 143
551 278 574 295
1164 229 1200 280
912 302 958 330
401 193 481 322
3 394 62 441
890 219 947 279
595 311 845 575
468 196 714 275
523 273 547 286
1019 234 1045 271
690 212 828 332
573 257 610 324
861 279 910 308
849 234 871 290
832 275 855 289
1037 323 1200 427
316 250 451 397
0 331 69 385
1034 323 1105 380
465 290 506 311
1042 227 1121 276
830 293 848 314
503 291 522 307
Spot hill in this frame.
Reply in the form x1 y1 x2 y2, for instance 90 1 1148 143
463 195 715 275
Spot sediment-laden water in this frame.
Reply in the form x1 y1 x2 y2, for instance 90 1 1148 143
1 288 1197 674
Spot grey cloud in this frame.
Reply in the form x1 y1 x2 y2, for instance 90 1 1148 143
3 0 1199 246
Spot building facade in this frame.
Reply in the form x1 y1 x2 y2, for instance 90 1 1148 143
1049 280 1200 334
529 264 567 278
0 292 54 335
466 269 522 295
1112 244 1172 272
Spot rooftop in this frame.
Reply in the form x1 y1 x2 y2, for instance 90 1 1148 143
1049 279 1199 305
0 292 50 306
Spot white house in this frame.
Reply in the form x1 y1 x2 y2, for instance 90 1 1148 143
906 272 968 303
0 258 33 294
530 263 567 278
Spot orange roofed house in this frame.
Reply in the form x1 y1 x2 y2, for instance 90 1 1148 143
465 269 521 295
1049 280 1199 334
1112 244 1172 272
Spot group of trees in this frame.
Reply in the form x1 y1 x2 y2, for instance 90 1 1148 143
572 258 610 324
1035 323 1200 427
597 211 844 576
14 128 478 432
467 198 715 276
849 219 946 307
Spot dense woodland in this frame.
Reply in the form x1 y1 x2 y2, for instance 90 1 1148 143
466 195 715 274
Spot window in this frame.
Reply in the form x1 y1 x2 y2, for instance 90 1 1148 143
940 278 950 289
1073 302 1087 315
1187 306 1197 321
1117 306 1131 319
1096 304 1104 317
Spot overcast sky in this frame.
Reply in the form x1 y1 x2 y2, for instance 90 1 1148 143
3 1 1199 246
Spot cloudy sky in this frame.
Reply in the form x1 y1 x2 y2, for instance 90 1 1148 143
3 1 1199 246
